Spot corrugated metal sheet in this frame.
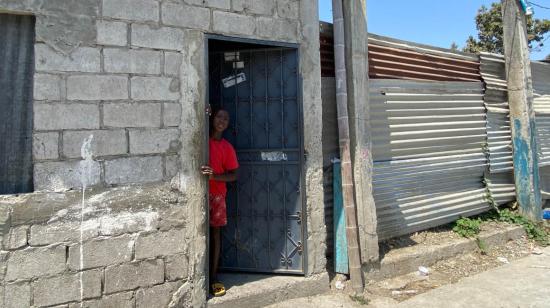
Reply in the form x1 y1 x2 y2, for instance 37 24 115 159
487 172 516 205
321 77 338 259
480 53 513 173
0 14 35 194
319 22 335 77
370 79 491 240
318 23 481 82
532 61 550 168
368 34 481 82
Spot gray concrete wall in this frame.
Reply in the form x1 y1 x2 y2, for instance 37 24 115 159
0 0 325 306
0 184 193 308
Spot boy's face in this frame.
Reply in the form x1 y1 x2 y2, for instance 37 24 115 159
213 110 230 133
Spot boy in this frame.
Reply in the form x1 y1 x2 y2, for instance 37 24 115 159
201 108 238 297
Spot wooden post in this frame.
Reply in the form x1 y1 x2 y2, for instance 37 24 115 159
332 0 364 293
502 0 542 221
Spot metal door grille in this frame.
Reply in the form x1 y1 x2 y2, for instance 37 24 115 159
209 47 304 273
0 14 35 194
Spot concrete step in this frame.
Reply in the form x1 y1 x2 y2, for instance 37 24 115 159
364 224 526 281
207 272 330 308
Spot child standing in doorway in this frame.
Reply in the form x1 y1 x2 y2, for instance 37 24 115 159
201 107 239 297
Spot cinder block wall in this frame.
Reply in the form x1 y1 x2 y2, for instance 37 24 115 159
0 0 324 307
28 0 301 191
0 185 191 308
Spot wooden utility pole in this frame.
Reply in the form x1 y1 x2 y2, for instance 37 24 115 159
502 0 542 221
332 0 364 294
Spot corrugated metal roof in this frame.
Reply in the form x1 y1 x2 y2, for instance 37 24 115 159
370 79 491 240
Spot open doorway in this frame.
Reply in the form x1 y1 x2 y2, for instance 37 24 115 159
206 35 306 279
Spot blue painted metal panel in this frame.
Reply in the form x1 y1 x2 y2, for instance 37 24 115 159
332 161 349 274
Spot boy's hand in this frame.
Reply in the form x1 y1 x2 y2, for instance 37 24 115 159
201 165 214 179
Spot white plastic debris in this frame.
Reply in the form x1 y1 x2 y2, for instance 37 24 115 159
335 280 345 290
497 257 510 264
418 266 429 276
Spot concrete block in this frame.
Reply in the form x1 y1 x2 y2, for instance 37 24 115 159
164 52 182 77
33 132 59 160
104 156 163 185
276 0 299 19
70 292 134 308
131 24 184 51
135 229 186 259
34 73 62 101
68 235 133 270
163 102 182 127
5 282 31 308
34 103 100 130
104 259 164 294
29 221 98 246
131 77 180 101
33 269 102 307
166 254 189 281
67 75 128 100
165 155 181 179
158 205 187 231
35 44 100 72
213 11 255 36
256 17 299 42
98 210 160 237
129 128 181 154
0 251 7 282
161 3 210 30
97 20 128 46
5 246 65 281
4 225 28 250
104 48 161 74
34 160 101 191
103 102 161 128
63 130 127 158
135 282 180 308
209 0 231 9
232 0 275 15
102 0 159 22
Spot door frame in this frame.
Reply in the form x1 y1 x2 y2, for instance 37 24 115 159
204 34 307 279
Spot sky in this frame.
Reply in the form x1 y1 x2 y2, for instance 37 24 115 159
318 0 550 60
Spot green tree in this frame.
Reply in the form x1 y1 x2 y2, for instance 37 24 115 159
450 42 459 51
464 2 550 54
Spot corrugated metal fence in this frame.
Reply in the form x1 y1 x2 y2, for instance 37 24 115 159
532 61 550 196
319 31 550 241
369 80 491 239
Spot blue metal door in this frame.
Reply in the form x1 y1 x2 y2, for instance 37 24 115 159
209 47 304 274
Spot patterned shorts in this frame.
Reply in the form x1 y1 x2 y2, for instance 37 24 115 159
209 193 227 227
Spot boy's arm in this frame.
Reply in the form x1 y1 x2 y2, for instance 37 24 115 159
211 168 238 182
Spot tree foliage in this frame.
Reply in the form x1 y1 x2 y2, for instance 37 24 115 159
464 2 550 54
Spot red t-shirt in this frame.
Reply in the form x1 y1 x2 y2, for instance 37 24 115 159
209 137 239 196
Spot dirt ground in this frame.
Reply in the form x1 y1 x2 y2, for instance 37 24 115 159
268 220 548 308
